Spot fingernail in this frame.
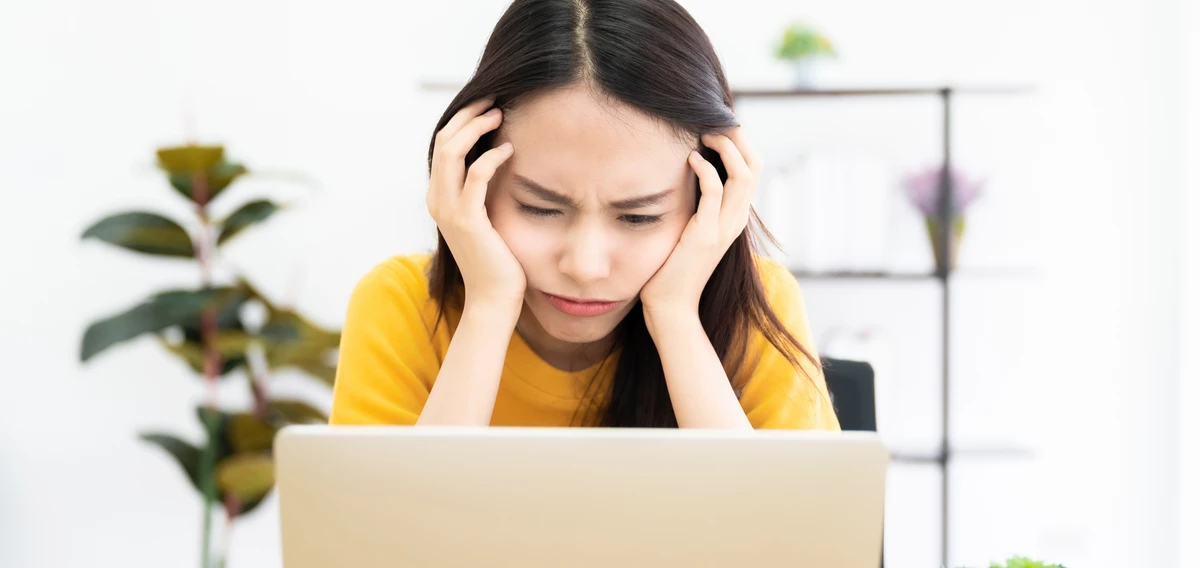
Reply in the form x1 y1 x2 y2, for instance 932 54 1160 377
690 151 701 160
486 108 501 117
500 142 513 151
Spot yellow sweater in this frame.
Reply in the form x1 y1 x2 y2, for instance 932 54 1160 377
329 253 840 430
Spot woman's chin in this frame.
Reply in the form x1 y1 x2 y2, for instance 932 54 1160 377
529 301 631 344
541 314 619 343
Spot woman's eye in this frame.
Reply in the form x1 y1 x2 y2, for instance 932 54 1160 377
518 204 561 218
518 203 659 227
620 214 662 226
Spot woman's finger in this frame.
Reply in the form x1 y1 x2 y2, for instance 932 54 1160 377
699 133 755 233
700 133 753 185
442 107 504 163
437 97 495 145
463 142 515 211
724 126 763 176
710 129 758 232
717 129 759 231
431 108 504 192
689 150 723 229
719 190 753 240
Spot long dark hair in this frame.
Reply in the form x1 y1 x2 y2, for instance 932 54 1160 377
426 0 818 427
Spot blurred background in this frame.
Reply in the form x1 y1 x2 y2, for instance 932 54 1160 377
1 0 1195 567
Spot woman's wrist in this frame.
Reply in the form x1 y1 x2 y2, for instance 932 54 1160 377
642 304 701 340
463 298 522 331
417 297 519 427
642 304 751 429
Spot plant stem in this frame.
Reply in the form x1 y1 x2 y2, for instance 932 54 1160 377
199 405 218 568
194 171 222 568
217 498 236 568
246 344 271 418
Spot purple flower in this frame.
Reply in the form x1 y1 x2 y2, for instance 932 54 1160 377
902 165 985 218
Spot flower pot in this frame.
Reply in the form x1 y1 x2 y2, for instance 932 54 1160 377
791 58 818 88
924 216 965 273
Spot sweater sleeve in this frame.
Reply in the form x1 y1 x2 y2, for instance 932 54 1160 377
328 258 443 425
737 258 841 431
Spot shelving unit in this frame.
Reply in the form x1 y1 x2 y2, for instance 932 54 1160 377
420 79 1037 566
732 85 1035 568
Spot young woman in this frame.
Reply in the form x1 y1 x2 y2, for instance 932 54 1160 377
329 0 840 430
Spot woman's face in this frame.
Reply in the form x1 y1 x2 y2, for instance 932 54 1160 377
487 85 697 345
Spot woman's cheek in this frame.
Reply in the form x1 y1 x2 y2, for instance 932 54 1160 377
622 226 683 282
497 217 557 267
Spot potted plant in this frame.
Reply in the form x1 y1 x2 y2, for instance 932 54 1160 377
774 21 838 87
963 556 1066 568
902 164 986 272
80 144 340 568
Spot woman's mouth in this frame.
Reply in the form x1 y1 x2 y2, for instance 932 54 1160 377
541 292 621 317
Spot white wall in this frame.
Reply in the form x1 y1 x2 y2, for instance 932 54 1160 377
1179 0 1199 565
0 1 1188 567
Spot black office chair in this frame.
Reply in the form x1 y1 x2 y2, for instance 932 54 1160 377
820 356 883 568
820 357 877 432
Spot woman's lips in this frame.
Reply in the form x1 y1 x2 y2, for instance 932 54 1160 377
541 292 621 317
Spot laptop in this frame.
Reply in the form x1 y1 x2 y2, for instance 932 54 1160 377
276 426 888 568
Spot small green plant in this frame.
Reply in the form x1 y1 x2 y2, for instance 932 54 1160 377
959 556 1066 568
992 558 1065 568
80 144 340 568
774 21 837 61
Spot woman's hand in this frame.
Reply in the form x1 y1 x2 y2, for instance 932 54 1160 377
426 97 525 320
640 127 762 323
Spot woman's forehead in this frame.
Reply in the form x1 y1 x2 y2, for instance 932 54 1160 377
496 87 694 200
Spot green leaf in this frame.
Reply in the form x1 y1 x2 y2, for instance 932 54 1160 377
143 417 279 516
158 331 253 377
81 212 194 258
238 494 270 516
986 557 1065 568
216 199 280 246
216 453 275 506
157 145 225 174
153 284 258 376
226 413 277 453
195 407 277 456
168 285 255 376
190 278 342 385
235 279 341 384
260 310 341 386
168 160 248 205
268 399 328 425
195 407 235 463
140 433 202 492
192 408 278 516
80 287 236 362
82 302 166 362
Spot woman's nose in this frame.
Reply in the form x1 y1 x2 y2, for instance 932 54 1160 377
558 227 611 286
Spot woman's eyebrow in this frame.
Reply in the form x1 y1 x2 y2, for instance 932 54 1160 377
513 174 675 210
609 189 675 210
513 175 579 207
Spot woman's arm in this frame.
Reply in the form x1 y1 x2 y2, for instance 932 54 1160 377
416 303 517 426
639 128 763 429
645 309 753 429
418 97 526 425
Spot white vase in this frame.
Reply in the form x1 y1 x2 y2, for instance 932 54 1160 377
791 58 817 88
